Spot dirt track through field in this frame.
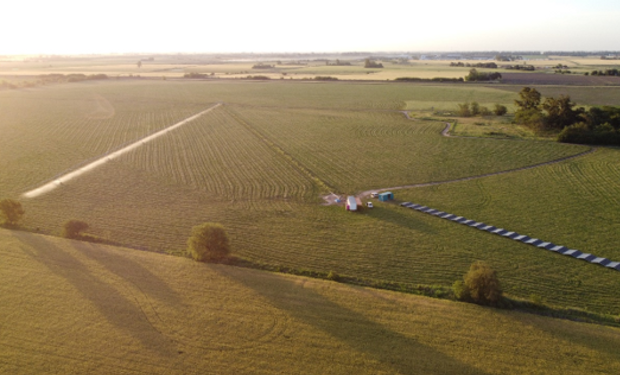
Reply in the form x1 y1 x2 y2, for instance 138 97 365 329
357 122 595 199
22 103 222 199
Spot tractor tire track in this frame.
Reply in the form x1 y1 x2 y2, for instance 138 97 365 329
357 121 595 199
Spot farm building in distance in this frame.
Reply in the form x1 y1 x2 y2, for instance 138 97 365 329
378 192 394 202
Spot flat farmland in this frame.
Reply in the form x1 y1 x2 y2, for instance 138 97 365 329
3 229 620 375
2 79 620 315
227 105 586 193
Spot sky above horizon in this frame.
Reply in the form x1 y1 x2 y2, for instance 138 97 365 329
2 0 619 55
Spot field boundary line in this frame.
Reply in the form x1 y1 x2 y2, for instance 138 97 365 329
22 103 222 199
223 106 334 194
358 122 595 198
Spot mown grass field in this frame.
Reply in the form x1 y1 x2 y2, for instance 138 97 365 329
1 79 619 317
2 228 620 375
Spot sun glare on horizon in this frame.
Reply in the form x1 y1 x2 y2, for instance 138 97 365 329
1 0 619 55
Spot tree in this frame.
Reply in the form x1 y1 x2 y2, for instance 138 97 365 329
364 59 383 68
470 101 480 116
62 220 89 239
493 104 508 116
457 103 471 117
0 199 25 226
514 87 544 128
187 223 230 262
542 95 583 130
514 87 541 111
454 261 502 305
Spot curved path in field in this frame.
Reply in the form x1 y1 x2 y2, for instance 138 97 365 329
22 103 222 199
356 121 595 199
356 117 618 273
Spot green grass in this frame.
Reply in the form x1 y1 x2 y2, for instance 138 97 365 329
2 228 620 375
1 79 619 316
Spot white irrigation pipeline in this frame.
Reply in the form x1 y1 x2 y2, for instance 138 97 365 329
22 103 222 199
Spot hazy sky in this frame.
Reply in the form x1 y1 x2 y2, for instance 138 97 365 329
2 0 619 55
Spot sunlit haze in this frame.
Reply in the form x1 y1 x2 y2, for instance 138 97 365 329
2 0 619 55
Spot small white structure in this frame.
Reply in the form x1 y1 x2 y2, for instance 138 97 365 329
346 196 357 211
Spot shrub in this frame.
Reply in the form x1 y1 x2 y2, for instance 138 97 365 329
455 261 503 305
457 103 471 117
463 261 503 305
452 280 470 301
327 271 340 281
0 199 25 226
187 223 231 262
470 102 480 116
493 104 508 116
62 220 89 239
479 106 492 116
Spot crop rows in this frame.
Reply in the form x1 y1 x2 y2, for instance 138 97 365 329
397 147 620 261
228 105 588 194
4 80 620 315
117 106 318 201
0 83 208 196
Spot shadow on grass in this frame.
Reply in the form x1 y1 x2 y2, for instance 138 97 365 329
213 266 489 375
13 232 178 356
70 240 183 306
368 205 437 234
505 309 620 360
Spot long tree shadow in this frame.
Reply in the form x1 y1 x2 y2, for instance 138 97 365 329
213 266 489 375
70 240 183 307
14 232 177 356
502 309 620 360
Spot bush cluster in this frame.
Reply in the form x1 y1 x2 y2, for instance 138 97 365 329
453 261 503 306
457 102 507 117
187 223 231 262
0 199 24 226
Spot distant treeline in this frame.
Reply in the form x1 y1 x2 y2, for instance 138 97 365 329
590 69 619 76
503 64 535 71
183 72 213 79
465 69 502 81
243 75 271 80
450 62 498 68
252 63 274 69
1 73 108 90
363 59 383 68
325 59 351 66
312 76 338 81
395 77 464 82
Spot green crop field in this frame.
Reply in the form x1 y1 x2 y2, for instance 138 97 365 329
1 79 620 318
2 228 620 375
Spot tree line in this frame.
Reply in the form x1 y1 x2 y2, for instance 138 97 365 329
457 102 507 117
450 62 498 68
465 69 502 81
589 69 619 76
514 87 620 145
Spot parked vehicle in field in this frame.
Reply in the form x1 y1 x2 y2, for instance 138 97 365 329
346 196 357 211
367 202 373 208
